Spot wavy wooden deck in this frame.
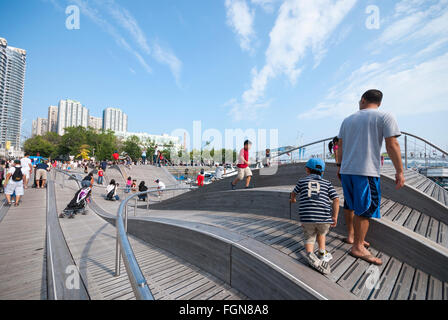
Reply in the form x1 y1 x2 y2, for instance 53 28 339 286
54 178 245 300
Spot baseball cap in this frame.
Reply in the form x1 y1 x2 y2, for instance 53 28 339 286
306 158 325 173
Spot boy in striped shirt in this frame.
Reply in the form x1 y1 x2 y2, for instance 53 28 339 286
290 158 339 275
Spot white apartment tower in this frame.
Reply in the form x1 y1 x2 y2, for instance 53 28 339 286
88 116 102 131
32 117 48 137
47 105 58 133
102 107 128 132
57 99 89 135
0 38 26 150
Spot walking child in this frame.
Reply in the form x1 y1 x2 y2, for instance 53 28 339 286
290 158 339 275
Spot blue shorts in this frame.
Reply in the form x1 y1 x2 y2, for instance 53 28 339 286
340 174 381 219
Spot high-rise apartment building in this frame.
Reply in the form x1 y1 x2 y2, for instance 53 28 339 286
57 99 89 135
88 116 102 131
102 107 127 133
47 105 58 133
32 117 48 137
0 37 26 151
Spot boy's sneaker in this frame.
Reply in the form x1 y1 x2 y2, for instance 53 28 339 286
307 252 331 275
230 182 236 190
318 250 333 263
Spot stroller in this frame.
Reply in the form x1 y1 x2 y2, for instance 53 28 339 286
59 186 91 219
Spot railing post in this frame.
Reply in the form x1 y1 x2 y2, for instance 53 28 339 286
115 210 122 277
405 135 408 169
124 204 128 232
323 141 326 161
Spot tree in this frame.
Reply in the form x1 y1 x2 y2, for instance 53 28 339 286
24 136 56 158
123 135 142 161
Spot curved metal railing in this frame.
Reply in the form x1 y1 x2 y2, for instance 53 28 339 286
256 131 448 170
52 168 190 300
114 186 192 300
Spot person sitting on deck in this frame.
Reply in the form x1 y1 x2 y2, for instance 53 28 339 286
138 181 148 201
154 179 165 197
106 179 119 201
290 158 339 275
82 172 94 188
131 179 137 192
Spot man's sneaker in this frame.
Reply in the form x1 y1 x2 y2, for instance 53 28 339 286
307 252 331 275
318 250 333 263
230 182 236 190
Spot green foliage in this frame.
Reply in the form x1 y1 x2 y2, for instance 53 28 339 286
24 135 56 158
123 135 142 161
23 127 119 160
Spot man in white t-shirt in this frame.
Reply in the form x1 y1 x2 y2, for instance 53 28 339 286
20 153 33 188
154 179 165 197
5 160 28 206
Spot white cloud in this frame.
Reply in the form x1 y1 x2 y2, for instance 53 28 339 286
251 0 278 13
106 3 152 55
298 52 448 120
228 0 357 121
69 0 153 73
378 0 448 45
152 42 183 85
103 0 183 84
225 0 255 52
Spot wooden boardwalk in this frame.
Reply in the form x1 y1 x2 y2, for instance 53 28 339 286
381 165 448 207
54 178 245 300
0 188 47 300
91 185 448 300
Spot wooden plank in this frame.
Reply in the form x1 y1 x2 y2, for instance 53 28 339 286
425 183 436 198
390 264 415 300
383 203 402 221
444 282 448 300
380 200 395 216
337 248 379 292
427 276 443 300
409 269 428 300
392 207 412 226
369 257 402 300
438 222 448 248
403 210 421 231
414 213 430 236
426 218 439 243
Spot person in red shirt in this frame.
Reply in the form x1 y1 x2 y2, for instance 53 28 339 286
231 140 252 190
97 167 104 185
112 151 119 164
197 169 205 187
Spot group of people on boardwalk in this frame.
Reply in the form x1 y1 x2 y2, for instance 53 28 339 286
288 89 405 274
1 154 52 206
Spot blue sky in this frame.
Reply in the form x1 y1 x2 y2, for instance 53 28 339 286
1 0 448 150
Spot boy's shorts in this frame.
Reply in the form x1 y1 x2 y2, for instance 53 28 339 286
340 174 381 219
237 167 252 180
302 223 331 245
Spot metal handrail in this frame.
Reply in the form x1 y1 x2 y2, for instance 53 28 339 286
114 186 192 298
401 131 448 156
256 131 448 169
53 168 190 300
256 137 334 165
